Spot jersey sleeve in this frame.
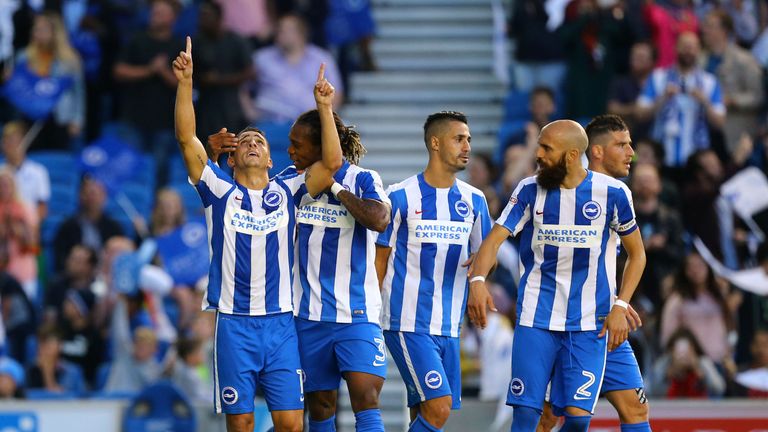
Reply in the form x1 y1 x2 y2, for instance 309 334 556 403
356 170 391 206
496 181 532 236
611 183 638 236
275 168 310 208
194 161 235 208
469 192 492 253
376 187 401 248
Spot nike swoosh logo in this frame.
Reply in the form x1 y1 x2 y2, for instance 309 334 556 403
373 361 386 367
415 210 423 214
573 395 591 400
536 210 543 215
234 196 242 201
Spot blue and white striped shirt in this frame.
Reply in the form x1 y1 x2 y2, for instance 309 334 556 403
496 171 637 331
195 161 308 315
377 173 492 337
291 161 390 324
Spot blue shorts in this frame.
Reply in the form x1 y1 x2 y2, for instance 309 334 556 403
295 318 387 392
213 312 304 414
384 331 461 410
507 326 607 415
601 340 644 393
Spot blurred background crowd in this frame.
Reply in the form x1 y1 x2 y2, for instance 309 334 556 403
0 0 765 417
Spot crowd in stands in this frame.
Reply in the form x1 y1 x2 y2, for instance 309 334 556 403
462 0 768 402
0 0 375 406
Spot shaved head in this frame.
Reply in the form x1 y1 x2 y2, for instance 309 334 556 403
540 120 588 154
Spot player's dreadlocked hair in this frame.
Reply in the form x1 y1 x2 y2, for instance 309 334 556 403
294 110 366 165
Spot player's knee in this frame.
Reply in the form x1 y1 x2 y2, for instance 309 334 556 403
618 398 649 424
273 416 303 432
225 413 254 432
419 397 451 428
350 385 380 412
307 391 337 420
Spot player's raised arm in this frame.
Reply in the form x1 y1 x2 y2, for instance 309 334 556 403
173 36 208 184
304 63 343 197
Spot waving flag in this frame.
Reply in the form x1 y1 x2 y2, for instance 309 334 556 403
79 134 143 192
2 60 73 120
156 218 209 286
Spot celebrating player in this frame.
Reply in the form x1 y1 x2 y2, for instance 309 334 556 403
173 37 341 432
375 111 492 432
469 120 646 432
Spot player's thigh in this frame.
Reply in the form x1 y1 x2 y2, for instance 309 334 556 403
604 388 649 424
537 401 560 432
260 313 305 412
383 330 453 408
270 409 304 432
213 312 264 414
295 318 341 393
602 340 648 422
506 325 559 410
552 330 607 415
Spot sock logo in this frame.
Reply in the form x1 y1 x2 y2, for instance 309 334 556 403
221 386 238 405
424 370 443 389
510 378 525 396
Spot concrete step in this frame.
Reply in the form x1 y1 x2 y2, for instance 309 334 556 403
378 24 494 39
351 71 499 88
373 39 494 57
350 87 503 104
374 7 493 22
341 104 502 123
354 118 501 135
377 55 494 71
360 136 496 153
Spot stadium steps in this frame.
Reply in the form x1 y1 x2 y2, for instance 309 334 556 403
336 0 503 430
343 0 504 187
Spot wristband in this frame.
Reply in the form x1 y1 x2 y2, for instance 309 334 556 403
330 182 344 198
614 299 629 310
469 276 486 284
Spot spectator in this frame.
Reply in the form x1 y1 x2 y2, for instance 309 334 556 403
169 336 211 403
58 289 104 389
52 176 123 272
651 328 726 398
633 138 680 208
467 153 501 218
643 0 698 68
215 0 274 49
0 269 36 366
103 296 162 394
608 41 655 140
246 13 343 123
25 323 85 395
0 168 38 301
43 244 98 324
734 329 768 398
15 12 85 151
498 124 538 199
508 0 566 91
193 0 253 141
637 32 726 171
149 187 185 237
0 356 25 399
559 0 628 120
113 0 183 178
1 121 51 221
496 87 556 164
630 163 684 306
660 251 732 364
700 9 763 160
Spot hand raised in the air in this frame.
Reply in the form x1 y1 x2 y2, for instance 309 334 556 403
313 63 335 107
172 36 193 81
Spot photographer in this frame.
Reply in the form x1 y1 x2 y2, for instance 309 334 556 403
651 328 726 398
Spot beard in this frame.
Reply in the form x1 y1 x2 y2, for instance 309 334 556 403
536 154 568 189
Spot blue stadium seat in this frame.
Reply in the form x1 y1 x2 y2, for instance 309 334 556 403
168 155 189 186
170 182 204 219
122 381 196 432
25 389 80 400
503 89 531 122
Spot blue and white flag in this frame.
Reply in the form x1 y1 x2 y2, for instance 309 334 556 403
156 218 209 286
2 60 73 120
79 134 142 192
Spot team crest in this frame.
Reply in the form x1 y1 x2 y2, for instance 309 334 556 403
221 386 238 405
581 200 602 220
510 378 525 396
263 190 283 209
425 370 443 389
454 199 471 218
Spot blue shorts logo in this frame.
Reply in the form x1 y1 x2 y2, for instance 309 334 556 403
424 370 443 389
222 386 239 405
510 378 525 396
263 191 283 208
455 200 471 218
582 200 602 220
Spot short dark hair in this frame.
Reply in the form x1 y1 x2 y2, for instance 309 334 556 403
708 9 734 35
530 86 555 102
585 114 628 145
423 111 468 146
151 0 181 14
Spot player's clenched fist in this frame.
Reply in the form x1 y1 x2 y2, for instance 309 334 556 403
173 36 193 81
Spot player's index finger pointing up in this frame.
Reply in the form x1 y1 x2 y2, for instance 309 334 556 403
317 63 325 82
186 36 192 55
